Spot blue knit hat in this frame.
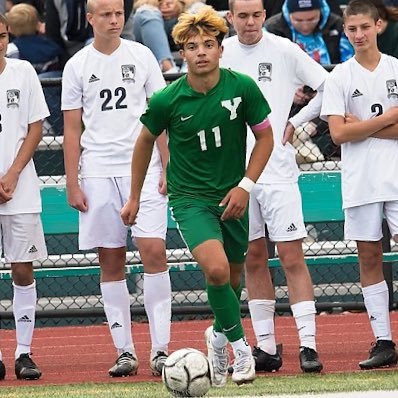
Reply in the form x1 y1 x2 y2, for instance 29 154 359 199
287 0 321 12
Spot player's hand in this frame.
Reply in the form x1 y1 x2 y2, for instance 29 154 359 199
344 113 360 124
158 172 167 195
0 181 12 204
120 198 140 226
219 187 249 221
282 122 295 145
66 185 88 212
0 171 18 203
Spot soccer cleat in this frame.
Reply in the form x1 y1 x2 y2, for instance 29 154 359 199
0 360 5 380
231 349 256 385
252 346 283 372
150 351 168 376
299 347 323 373
359 340 398 370
15 354 42 380
205 326 229 387
108 352 139 377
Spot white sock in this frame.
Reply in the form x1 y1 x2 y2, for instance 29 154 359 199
13 281 37 359
231 336 251 358
100 280 135 356
211 329 228 349
144 270 171 354
248 299 276 355
291 300 317 351
362 280 392 341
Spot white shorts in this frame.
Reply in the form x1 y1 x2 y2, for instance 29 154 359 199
0 213 47 263
79 176 168 250
344 201 398 242
249 183 307 242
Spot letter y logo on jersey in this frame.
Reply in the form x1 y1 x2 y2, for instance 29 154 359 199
221 97 242 120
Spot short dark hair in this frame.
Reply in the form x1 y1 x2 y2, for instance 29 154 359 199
344 0 380 22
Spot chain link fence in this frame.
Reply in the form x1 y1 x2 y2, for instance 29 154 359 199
0 75 397 328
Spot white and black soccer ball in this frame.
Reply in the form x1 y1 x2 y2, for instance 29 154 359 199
162 348 211 397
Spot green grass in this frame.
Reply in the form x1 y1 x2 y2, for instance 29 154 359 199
1 371 397 397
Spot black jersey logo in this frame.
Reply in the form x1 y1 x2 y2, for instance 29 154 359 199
258 63 272 82
6 89 20 108
386 79 398 99
121 64 135 82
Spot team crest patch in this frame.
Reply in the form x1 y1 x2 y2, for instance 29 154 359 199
386 79 398 98
258 63 272 82
6 89 20 108
121 65 135 82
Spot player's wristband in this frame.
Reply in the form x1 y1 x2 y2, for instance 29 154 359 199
238 177 255 193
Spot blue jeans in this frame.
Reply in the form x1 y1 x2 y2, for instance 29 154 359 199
132 7 174 64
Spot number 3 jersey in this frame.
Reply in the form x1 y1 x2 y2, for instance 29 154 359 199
61 39 166 178
0 59 49 215
141 68 271 204
321 54 398 209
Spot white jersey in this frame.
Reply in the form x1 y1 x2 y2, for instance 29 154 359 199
61 39 166 177
221 33 327 184
321 54 398 209
0 59 49 215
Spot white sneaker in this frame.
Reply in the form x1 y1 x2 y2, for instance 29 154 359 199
149 351 168 376
232 349 256 385
205 326 229 387
108 352 139 377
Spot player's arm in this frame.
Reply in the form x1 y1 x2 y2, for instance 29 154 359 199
63 108 88 212
0 120 43 203
220 120 274 221
328 108 398 145
155 131 169 195
121 125 157 226
372 123 398 139
284 84 324 145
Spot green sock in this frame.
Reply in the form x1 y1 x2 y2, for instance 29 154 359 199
207 282 244 342
213 283 242 332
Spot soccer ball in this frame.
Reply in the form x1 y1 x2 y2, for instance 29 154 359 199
162 348 211 397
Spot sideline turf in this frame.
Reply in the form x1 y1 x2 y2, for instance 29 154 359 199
0 371 397 397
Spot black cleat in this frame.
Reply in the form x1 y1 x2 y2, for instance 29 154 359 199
108 352 139 377
359 340 398 370
0 360 5 380
299 347 323 373
252 346 282 372
15 354 42 380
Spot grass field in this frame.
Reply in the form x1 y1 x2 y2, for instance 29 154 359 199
1 371 397 398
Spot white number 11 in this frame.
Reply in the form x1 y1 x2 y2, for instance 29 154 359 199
197 126 221 151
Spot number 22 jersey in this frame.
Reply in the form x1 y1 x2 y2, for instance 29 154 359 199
61 39 166 178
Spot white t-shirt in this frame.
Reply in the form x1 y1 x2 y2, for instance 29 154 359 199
321 54 398 209
0 59 50 215
221 33 328 184
62 39 166 177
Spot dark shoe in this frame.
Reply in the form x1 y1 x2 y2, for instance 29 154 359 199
0 360 5 380
108 352 139 377
252 346 282 372
15 354 42 380
359 340 398 370
299 347 323 373
149 351 168 376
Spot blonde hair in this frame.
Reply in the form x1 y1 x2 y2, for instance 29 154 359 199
171 5 228 47
7 3 38 36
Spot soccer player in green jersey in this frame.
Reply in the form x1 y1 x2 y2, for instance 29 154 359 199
121 6 274 386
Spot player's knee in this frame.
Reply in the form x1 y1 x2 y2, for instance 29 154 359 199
205 264 229 285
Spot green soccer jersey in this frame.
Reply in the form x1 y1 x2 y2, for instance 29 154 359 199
140 68 271 204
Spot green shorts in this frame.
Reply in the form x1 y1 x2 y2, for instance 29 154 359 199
169 198 248 264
